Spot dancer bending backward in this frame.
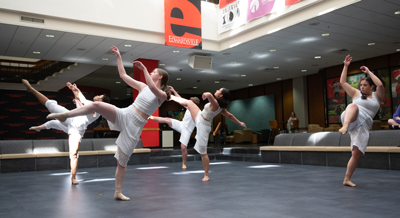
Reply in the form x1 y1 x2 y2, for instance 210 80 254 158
339 55 384 187
47 46 170 200
149 86 200 169
170 88 246 181
22 79 109 185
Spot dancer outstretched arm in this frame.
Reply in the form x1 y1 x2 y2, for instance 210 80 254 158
220 109 246 128
132 61 167 102
340 55 358 99
170 86 181 98
202 92 219 111
67 82 90 105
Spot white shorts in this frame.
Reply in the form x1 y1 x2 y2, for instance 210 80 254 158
108 105 147 167
171 119 192 147
45 100 85 141
194 112 211 154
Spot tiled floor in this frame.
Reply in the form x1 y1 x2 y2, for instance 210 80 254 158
1 161 399 218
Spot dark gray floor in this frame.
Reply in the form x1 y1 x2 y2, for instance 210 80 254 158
1 161 399 218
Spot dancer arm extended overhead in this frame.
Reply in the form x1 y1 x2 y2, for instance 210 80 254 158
170 86 181 98
202 92 219 111
111 46 147 92
360 66 384 102
132 60 167 102
67 82 90 105
220 109 246 128
340 55 359 99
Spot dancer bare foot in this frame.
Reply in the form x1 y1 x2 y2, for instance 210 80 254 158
29 126 43 132
202 176 209 182
182 163 187 169
71 176 79 185
339 125 349 135
47 113 68 122
22 79 33 92
114 189 130 201
343 179 356 187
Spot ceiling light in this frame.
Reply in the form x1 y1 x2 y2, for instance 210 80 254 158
124 44 132 47
368 43 375 46
127 94 131 96
45 35 54 38
193 87 197 89
301 70 307 72
173 51 179 53
248 84 253 86
308 22 320 26
314 56 321 59
223 53 231 55
15 75 20 77
102 58 108 61
322 33 329 36
395 11 400 15
77 48 86 51
159 64 165 66
276 78 281 80
215 81 220 83
116 81 121 84
274 66 279 69
33 51 40 54
176 78 181 81
270 49 276 52
241 75 246 77
231 61 236 64
115 97 119 99
201 71 206 72
397 49 400 51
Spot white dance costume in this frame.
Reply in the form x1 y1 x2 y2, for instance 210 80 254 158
108 86 160 167
194 103 222 154
170 110 195 146
45 100 100 141
340 91 380 154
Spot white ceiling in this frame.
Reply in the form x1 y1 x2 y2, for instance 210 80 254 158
1 0 400 100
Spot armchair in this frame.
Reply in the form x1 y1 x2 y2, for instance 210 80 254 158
308 124 324 133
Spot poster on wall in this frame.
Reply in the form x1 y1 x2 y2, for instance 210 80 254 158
374 69 391 120
164 0 202 49
391 67 400 117
247 0 276 22
218 0 247 34
326 77 345 124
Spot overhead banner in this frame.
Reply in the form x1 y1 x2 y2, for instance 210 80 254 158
285 0 302 6
247 0 276 22
218 0 247 34
165 0 202 49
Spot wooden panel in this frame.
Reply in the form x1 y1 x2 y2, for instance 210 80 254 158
390 52 400 67
348 60 365 75
282 79 294 127
325 65 342 79
366 55 389 70
307 72 325 127
265 81 283 124
233 88 249 100
248 84 265 98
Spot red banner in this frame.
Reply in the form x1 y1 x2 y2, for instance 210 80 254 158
285 0 302 6
164 0 202 49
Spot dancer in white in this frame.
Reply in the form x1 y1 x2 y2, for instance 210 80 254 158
149 86 200 169
339 55 384 187
22 79 109 184
169 88 246 181
47 46 170 200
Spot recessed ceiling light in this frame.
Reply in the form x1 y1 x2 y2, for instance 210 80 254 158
277 78 281 80
116 81 121 84
215 81 220 83
201 71 206 72
397 49 400 51
241 75 246 77
176 78 181 81
395 11 400 15
124 44 132 47
77 48 86 51
102 58 108 61
301 70 307 72
45 35 54 38
173 51 179 53
159 64 165 66
248 84 253 86
193 87 197 89
314 56 321 59
270 49 276 52
127 94 131 96
33 51 40 54
322 33 329 36
274 66 279 69
115 97 119 99
223 53 231 55
308 22 320 26
15 75 20 77
368 43 375 46
231 61 236 63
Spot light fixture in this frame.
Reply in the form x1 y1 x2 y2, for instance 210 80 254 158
231 61 236 64
45 35 54 38
270 49 276 52
124 44 132 47
397 49 400 51
33 51 40 54
159 64 165 66
274 66 279 69
241 75 246 77
301 70 307 72
215 81 220 83
395 11 400 15
322 33 329 36
127 94 131 96
248 84 253 86
201 71 206 72
176 78 181 81
173 50 179 53
314 56 321 59
193 87 197 89
116 81 121 84
368 43 375 46
102 58 108 61
277 78 281 80
115 97 119 99
15 75 20 77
